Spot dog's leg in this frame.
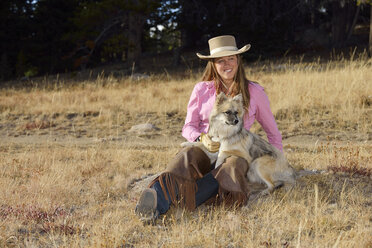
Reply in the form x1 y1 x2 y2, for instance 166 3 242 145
250 156 277 195
215 157 224 168
180 141 197 148
258 174 275 196
215 152 229 168
205 150 218 164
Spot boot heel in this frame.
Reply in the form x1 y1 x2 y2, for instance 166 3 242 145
135 188 159 223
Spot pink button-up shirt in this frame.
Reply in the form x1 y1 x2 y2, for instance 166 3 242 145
182 81 283 152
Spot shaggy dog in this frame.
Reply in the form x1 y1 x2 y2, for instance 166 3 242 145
182 93 297 195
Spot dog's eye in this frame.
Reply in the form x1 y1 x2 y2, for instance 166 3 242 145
225 110 232 115
234 111 238 115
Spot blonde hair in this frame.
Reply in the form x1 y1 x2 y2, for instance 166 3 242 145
201 55 250 110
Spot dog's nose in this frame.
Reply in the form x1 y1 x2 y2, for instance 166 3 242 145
234 119 239 124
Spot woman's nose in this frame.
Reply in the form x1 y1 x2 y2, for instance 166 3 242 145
222 61 231 67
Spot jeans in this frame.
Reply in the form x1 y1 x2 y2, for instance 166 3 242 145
151 172 219 215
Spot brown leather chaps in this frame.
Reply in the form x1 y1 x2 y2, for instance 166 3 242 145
148 146 250 210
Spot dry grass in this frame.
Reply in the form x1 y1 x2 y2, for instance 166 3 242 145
0 56 371 247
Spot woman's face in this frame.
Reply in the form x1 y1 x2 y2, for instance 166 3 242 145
213 55 238 83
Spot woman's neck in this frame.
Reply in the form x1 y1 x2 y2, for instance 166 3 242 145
223 79 233 87
220 80 234 95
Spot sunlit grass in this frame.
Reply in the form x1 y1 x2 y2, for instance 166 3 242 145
0 56 371 247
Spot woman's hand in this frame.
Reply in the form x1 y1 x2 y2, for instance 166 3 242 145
200 133 220 153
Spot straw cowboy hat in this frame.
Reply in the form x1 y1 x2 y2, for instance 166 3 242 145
196 35 251 59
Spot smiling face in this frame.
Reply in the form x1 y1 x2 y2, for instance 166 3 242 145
213 55 238 84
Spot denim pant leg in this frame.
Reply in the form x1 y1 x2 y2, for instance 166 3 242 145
151 162 218 214
195 172 219 207
152 173 218 214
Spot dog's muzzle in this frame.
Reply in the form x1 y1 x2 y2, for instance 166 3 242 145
225 117 239 126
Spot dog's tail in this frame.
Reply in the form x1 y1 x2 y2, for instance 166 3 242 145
295 169 324 178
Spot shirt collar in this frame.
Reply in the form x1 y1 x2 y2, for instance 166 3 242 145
206 81 215 89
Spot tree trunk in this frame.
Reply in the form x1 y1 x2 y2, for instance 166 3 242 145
331 2 346 48
345 4 360 43
310 0 316 27
127 11 146 67
172 46 181 67
331 1 356 48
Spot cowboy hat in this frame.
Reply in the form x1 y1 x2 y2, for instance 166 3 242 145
196 35 251 60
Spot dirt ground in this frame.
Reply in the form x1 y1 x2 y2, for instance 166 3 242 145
1 110 370 148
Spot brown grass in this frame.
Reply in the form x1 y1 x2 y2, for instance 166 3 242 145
0 56 371 247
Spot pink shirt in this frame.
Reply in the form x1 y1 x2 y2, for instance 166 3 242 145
182 81 283 152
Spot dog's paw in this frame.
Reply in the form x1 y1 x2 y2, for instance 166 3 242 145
259 187 274 197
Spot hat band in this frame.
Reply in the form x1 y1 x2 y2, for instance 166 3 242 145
210 46 238 55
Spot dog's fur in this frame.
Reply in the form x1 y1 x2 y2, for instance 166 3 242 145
182 92 296 195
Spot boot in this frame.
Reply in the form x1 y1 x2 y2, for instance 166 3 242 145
135 188 159 224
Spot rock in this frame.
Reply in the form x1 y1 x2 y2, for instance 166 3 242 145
128 123 159 133
130 73 149 81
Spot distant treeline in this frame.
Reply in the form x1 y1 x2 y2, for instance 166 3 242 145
0 0 371 80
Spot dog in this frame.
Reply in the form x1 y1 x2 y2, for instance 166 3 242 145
182 92 297 195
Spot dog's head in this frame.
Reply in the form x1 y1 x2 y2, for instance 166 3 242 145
208 92 245 139
215 92 244 125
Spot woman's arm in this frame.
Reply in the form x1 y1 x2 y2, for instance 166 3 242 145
254 86 283 152
182 84 203 142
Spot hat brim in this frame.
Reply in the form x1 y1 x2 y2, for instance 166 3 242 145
196 44 251 60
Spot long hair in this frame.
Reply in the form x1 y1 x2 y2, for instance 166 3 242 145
201 55 250 110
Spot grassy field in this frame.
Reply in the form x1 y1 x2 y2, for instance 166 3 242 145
0 55 371 247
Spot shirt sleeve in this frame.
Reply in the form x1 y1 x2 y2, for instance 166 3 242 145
254 87 283 152
182 84 203 141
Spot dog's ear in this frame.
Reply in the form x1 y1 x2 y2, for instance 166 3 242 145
216 92 227 105
233 93 243 103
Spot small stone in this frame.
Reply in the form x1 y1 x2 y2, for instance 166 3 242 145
128 123 159 133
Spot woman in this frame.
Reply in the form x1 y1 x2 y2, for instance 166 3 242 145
135 35 282 222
